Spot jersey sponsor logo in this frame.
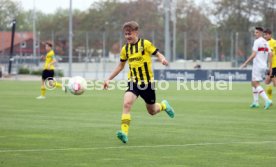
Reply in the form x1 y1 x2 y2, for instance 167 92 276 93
129 57 142 62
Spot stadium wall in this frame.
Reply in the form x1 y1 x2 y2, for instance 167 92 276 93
56 62 250 81
154 69 252 81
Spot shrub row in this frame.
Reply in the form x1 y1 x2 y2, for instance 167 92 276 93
18 67 64 77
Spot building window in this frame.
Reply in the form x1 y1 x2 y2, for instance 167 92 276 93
20 41 26 48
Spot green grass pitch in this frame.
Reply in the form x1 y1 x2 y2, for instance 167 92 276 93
0 80 275 167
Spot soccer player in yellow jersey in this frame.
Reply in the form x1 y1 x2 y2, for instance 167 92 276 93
264 29 276 101
103 21 175 143
36 42 62 99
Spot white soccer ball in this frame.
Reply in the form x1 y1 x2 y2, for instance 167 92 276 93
68 76 87 95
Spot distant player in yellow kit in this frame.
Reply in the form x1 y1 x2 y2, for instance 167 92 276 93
36 42 62 99
264 29 276 101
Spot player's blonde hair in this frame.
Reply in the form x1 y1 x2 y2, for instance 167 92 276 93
122 21 139 31
45 41 53 48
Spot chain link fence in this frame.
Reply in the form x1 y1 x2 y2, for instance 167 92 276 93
0 30 259 78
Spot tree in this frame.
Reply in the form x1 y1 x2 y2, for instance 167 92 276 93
212 0 252 32
0 0 22 30
212 0 276 32
260 0 276 32
211 0 276 62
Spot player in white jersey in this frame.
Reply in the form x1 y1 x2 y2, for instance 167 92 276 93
240 27 272 110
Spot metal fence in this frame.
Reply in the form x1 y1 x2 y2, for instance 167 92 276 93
0 30 261 77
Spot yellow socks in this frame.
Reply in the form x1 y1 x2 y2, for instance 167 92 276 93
266 85 273 100
39 81 62 98
41 86 46 96
54 82 62 88
121 114 131 135
157 102 166 111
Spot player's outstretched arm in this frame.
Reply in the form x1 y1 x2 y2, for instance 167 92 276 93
240 51 256 68
47 58 57 70
156 52 169 66
103 61 126 89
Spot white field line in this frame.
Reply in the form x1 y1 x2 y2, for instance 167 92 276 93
0 140 275 153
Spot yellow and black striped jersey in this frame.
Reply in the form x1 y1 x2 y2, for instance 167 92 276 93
43 50 55 70
120 38 158 84
267 38 276 68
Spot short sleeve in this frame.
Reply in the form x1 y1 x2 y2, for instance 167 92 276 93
47 50 55 59
144 40 158 55
120 45 127 62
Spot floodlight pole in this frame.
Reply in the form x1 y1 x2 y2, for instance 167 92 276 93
171 0 177 62
68 0 73 77
33 0 37 65
273 0 275 32
164 0 171 62
8 19 16 74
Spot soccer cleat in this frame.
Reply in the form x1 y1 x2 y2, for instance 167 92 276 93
250 103 259 108
264 100 272 110
116 131 128 143
36 96 46 99
162 100 175 118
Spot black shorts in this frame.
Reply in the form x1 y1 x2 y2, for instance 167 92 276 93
271 68 276 78
42 70 54 80
266 68 276 78
126 82 156 104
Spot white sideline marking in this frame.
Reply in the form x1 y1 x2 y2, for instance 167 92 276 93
0 141 275 153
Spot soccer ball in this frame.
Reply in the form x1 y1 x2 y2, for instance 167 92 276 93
68 76 87 95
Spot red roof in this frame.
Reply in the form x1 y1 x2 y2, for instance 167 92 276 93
0 32 33 51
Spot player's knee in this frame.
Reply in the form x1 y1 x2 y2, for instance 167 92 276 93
146 106 155 116
264 79 270 85
147 110 155 116
123 101 132 110
251 81 259 88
